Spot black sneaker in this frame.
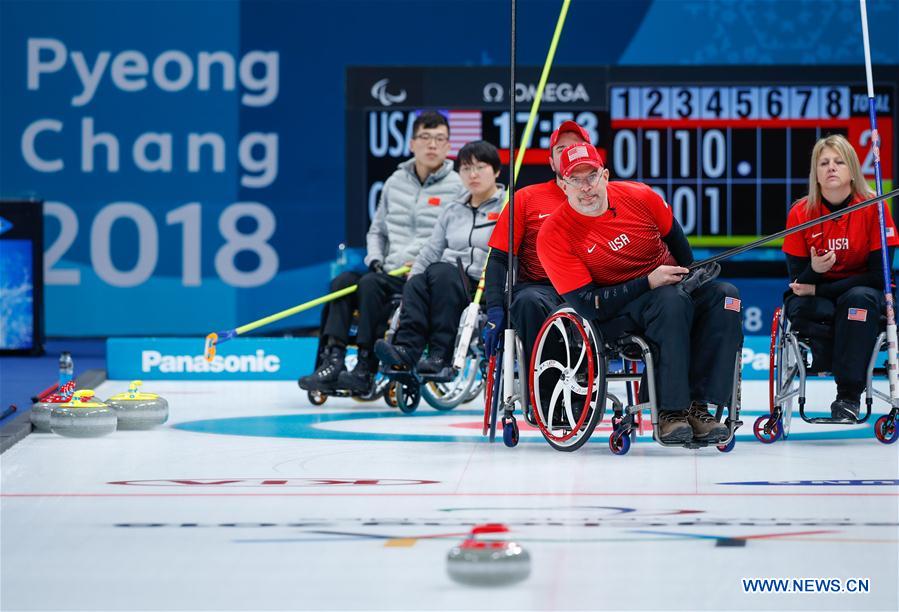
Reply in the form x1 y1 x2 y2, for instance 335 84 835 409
298 345 346 391
337 348 377 393
374 340 416 371
417 354 448 375
830 398 860 420
686 402 728 442
657 410 693 443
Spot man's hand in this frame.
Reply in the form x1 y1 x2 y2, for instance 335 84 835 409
789 282 816 297
810 247 836 274
369 260 385 274
482 307 505 357
648 265 690 289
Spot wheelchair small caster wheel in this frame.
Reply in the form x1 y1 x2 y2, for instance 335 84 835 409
502 417 519 448
307 390 327 406
874 415 898 444
609 431 631 455
384 382 399 408
716 437 736 453
396 383 420 414
753 415 781 444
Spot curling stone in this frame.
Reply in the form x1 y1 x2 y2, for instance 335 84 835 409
50 390 117 438
105 380 168 430
446 524 531 586
31 380 77 432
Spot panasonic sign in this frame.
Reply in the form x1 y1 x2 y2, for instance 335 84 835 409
108 337 317 380
142 349 280 374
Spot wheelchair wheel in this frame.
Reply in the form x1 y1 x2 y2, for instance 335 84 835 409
608 429 630 455
769 308 795 438
530 308 604 452
874 415 898 444
422 351 480 410
384 381 399 408
307 390 327 406
395 382 421 414
753 414 782 443
463 375 485 404
502 416 519 447
717 437 736 453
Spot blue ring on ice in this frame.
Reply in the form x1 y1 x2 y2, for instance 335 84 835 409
174 409 874 443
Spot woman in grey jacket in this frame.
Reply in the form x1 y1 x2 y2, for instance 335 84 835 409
375 141 504 377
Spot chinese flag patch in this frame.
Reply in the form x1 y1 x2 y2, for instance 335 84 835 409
427 197 441 206
487 212 499 220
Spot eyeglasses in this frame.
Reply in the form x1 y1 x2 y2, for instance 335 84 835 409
414 133 449 144
460 163 492 175
563 171 602 188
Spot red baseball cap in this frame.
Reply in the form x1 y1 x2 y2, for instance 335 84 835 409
559 143 604 177
549 120 591 148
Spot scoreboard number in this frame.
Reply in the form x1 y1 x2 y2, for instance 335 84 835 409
612 86 850 120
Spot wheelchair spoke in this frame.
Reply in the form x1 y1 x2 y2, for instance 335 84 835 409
535 360 565 375
563 385 576 427
546 378 564 429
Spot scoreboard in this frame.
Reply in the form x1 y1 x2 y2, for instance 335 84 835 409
609 83 893 244
346 67 896 261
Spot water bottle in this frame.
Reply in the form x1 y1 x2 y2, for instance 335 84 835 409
330 243 348 279
58 352 74 387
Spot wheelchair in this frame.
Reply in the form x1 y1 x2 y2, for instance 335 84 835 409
529 305 743 454
305 295 401 408
756 306 899 444
379 300 486 414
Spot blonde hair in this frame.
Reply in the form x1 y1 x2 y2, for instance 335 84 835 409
803 133 874 214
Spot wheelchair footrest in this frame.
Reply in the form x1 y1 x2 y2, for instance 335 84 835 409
627 402 652 415
805 416 860 425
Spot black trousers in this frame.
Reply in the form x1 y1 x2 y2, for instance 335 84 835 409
321 270 405 350
618 281 743 412
511 282 563 367
784 286 884 390
394 262 471 363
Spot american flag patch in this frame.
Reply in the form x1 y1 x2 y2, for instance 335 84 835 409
887 227 895 238
568 145 589 161
724 297 741 312
847 307 868 322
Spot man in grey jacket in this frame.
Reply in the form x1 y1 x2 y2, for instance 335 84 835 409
375 141 503 378
299 111 464 394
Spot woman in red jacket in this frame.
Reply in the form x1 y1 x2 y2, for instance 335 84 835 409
782 134 899 419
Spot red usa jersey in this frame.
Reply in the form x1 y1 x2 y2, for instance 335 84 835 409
537 181 677 295
782 194 899 280
488 180 567 282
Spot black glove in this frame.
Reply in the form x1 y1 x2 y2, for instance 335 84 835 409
482 307 505 357
369 260 384 274
679 262 720 294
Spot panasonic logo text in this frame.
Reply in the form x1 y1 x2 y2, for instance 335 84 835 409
142 349 281 373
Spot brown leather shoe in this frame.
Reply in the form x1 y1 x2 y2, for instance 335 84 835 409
686 402 728 442
657 410 693 443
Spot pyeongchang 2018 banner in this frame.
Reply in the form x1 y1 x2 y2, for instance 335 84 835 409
0 1 333 335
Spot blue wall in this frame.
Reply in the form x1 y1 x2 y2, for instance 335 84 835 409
1 0 897 336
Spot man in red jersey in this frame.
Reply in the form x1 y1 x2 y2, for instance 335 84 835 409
537 142 743 444
482 120 591 365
